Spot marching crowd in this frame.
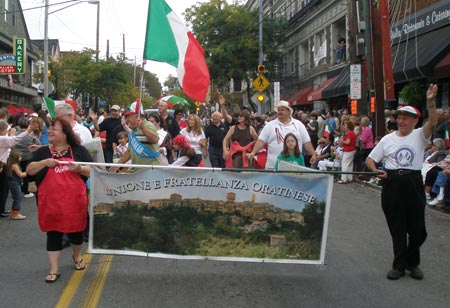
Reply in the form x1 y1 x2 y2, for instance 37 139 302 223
0 83 443 282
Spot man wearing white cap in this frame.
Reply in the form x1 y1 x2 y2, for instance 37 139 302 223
248 100 317 169
90 105 124 163
109 101 161 171
366 84 438 281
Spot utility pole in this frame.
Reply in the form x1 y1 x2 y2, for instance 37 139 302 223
43 0 49 97
258 0 263 65
371 0 386 138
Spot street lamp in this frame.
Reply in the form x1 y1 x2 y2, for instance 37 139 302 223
43 0 100 97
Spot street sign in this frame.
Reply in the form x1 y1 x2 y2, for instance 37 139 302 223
350 81 362 99
350 64 361 82
274 81 280 106
252 75 270 92
349 65 361 99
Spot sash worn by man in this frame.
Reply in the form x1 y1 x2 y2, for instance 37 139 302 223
109 101 161 172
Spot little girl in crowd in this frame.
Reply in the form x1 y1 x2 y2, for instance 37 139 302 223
274 133 305 170
113 131 131 164
6 150 27 220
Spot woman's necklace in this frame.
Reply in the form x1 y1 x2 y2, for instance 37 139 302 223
52 145 69 158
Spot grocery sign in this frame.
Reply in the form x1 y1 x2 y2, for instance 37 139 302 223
0 37 26 74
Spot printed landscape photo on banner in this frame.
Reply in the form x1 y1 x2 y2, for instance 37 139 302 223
89 166 333 264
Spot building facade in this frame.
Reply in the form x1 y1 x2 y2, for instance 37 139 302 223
246 0 450 113
0 0 39 110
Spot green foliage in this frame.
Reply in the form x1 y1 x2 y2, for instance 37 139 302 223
49 49 161 107
400 81 426 108
301 202 325 240
93 201 323 260
184 0 286 97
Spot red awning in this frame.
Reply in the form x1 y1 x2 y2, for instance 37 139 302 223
6 105 20 115
434 52 450 78
18 106 34 114
307 77 337 102
5 104 34 115
288 86 313 106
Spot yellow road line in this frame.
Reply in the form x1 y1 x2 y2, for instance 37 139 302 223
55 253 93 308
80 255 113 308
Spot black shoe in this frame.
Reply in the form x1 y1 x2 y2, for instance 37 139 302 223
387 268 405 280
407 266 424 280
0 212 10 218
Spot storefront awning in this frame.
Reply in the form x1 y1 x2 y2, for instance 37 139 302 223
322 67 350 99
288 86 313 106
434 52 450 78
392 25 450 82
307 77 337 102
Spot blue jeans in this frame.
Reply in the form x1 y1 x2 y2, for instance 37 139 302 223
431 171 450 195
8 176 22 211
336 47 345 62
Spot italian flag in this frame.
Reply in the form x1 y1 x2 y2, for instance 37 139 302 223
143 0 210 102
445 125 450 148
323 122 334 139
43 97 56 119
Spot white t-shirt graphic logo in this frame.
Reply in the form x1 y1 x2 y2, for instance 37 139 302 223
395 147 415 168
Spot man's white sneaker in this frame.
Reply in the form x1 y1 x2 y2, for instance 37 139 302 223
24 193 34 198
428 196 443 206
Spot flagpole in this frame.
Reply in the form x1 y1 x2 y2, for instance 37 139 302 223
138 60 146 119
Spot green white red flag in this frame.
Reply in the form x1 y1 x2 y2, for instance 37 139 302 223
43 97 56 119
445 126 450 148
323 122 334 139
143 0 210 102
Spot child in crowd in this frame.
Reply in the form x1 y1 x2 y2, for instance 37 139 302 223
113 132 131 164
171 135 201 167
6 150 27 220
274 133 305 170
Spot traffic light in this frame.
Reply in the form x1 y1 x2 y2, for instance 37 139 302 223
257 64 265 74
257 93 265 103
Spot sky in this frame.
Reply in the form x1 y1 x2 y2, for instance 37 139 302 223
20 0 210 85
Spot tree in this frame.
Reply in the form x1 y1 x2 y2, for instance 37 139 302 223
301 202 325 240
184 0 286 111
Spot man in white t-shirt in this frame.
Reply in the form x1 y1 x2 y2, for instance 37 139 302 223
366 84 438 281
55 104 92 144
248 101 317 169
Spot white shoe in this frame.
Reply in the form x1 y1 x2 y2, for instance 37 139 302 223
425 193 431 201
428 196 443 206
368 178 377 184
23 193 34 198
10 213 26 220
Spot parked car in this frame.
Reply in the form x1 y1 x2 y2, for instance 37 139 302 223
144 109 175 118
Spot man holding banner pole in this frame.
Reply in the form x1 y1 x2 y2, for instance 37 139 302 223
109 101 161 172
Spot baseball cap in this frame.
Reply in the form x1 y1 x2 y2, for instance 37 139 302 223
110 105 120 111
396 105 421 118
125 100 143 116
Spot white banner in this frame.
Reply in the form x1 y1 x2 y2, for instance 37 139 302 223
89 165 333 264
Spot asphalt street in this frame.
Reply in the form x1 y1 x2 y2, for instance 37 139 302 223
1 180 450 308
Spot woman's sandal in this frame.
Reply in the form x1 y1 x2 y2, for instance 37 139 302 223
72 255 86 271
45 273 60 283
